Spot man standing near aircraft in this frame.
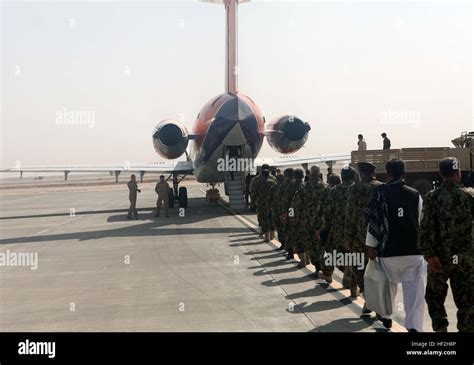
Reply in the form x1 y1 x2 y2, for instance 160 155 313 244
245 172 253 208
255 166 276 242
249 166 261 215
251 164 275 236
155 175 171 218
127 174 141 220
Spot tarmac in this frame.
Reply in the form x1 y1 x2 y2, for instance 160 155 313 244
0 177 458 332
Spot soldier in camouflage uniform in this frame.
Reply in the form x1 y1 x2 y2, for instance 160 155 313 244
251 165 276 237
420 157 474 332
290 170 312 267
299 165 328 271
249 166 262 235
255 166 277 242
317 172 346 279
282 169 303 260
344 162 382 300
277 168 294 255
317 173 340 276
271 173 286 250
318 167 357 288
328 174 342 188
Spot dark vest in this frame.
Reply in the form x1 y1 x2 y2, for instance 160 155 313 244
382 182 421 257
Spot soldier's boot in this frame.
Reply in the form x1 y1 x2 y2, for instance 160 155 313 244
318 271 333 284
312 259 322 273
297 253 307 268
342 267 353 289
350 281 359 298
286 248 294 260
263 232 270 242
126 215 133 220
278 236 286 250
304 251 311 265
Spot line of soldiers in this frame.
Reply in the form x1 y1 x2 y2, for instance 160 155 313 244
249 158 473 332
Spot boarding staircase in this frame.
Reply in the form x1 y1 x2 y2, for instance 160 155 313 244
224 170 246 211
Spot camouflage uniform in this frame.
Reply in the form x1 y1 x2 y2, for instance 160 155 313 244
251 174 275 230
290 184 307 254
282 179 302 252
420 183 474 332
303 176 328 267
319 180 354 276
249 174 261 226
277 178 293 247
255 177 276 233
344 178 383 293
271 180 285 244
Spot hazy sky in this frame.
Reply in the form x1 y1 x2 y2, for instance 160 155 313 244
1 0 472 167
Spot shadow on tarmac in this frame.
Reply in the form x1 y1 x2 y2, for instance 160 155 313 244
0 197 250 245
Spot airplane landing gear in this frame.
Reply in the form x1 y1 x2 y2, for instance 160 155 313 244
178 187 188 208
167 173 188 208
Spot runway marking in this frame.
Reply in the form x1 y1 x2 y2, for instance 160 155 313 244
203 190 406 332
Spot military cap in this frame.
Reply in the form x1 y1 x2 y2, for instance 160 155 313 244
328 174 341 185
294 169 305 179
357 162 376 174
284 168 294 178
439 157 460 177
276 173 285 183
341 165 357 180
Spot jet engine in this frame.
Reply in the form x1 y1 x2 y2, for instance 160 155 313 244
152 120 189 159
266 115 311 154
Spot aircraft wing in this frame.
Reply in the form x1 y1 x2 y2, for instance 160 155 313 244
1 161 194 179
255 154 351 168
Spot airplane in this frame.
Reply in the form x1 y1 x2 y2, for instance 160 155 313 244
2 0 350 210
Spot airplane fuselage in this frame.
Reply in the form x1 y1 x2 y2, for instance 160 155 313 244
190 92 265 183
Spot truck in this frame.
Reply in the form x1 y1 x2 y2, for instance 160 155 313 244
350 131 474 196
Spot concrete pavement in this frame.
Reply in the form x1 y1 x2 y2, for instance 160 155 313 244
0 181 457 331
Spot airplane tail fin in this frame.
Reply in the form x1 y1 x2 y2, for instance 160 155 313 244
201 0 250 95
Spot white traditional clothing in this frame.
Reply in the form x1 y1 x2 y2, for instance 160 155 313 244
366 191 427 332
